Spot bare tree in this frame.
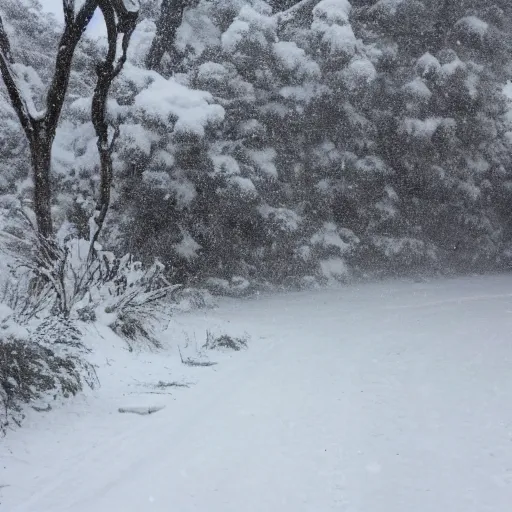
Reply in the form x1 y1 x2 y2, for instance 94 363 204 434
0 1 98 239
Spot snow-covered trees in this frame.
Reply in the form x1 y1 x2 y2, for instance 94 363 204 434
1 0 512 290
353 0 512 271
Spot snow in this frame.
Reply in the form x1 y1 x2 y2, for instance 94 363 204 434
311 222 351 253
169 176 197 209
272 41 321 79
403 77 432 100
134 76 225 137
465 154 490 175
355 155 391 177
197 62 229 83
237 4 277 32
221 19 250 52
312 0 351 25
375 195 397 220
127 19 156 66
342 58 377 89
465 71 480 100
275 0 317 24
440 56 466 78
259 101 288 117
176 6 222 57
120 123 155 156
10 62 45 119
0 302 13 321
121 0 140 13
5 276 512 511
221 6 277 54
258 204 301 231
229 176 258 196
311 0 356 57
384 184 398 202
210 154 241 176
319 256 349 280
279 82 329 103
455 16 489 38
504 81 512 101
503 81 512 129
312 140 341 169
415 52 441 77
142 170 171 190
247 147 278 178
369 0 405 16
402 117 442 139
173 230 202 261
237 119 265 137
458 180 481 201
151 149 175 168
313 21 356 56
53 121 99 176
372 235 425 258
0 305 29 340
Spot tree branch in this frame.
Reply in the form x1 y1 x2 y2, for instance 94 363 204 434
0 15 34 138
111 0 139 32
145 0 189 71
45 0 98 138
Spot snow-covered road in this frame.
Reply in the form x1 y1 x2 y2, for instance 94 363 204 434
3 275 512 511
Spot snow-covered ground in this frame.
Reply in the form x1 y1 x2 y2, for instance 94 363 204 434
2 274 512 511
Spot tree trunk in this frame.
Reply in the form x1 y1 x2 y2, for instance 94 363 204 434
145 0 188 71
88 0 138 253
30 128 53 240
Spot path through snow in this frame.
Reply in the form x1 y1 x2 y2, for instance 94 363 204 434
2 275 512 511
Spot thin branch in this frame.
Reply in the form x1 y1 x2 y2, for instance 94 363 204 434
114 24 136 76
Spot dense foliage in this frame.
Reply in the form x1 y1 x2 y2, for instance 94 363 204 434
1 0 512 292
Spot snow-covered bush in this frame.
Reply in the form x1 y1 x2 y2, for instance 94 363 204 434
2 214 180 348
0 307 98 435
204 331 248 351
100 257 181 350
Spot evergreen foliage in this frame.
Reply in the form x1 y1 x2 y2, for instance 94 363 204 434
1 0 512 290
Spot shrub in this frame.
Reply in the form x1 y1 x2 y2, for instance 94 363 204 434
3 216 181 349
204 331 248 351
99 257 181 350
0 312 98 435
